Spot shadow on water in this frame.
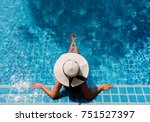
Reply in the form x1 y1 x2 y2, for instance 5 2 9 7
55 86 98 103
27 0 149 59
15 26 39 43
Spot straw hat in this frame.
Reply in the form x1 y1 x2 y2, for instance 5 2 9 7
54 53 89 87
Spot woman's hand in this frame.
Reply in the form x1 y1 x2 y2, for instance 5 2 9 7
31 83 43 89
98 84 113 91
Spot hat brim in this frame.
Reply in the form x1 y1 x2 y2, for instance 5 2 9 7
54 53 89 87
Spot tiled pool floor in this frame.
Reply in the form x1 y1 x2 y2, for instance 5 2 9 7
0 85 150 104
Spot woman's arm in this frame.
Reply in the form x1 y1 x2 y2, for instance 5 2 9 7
32 80 62 99
81 82 113 99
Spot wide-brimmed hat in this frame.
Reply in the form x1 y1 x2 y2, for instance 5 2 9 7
54 53 89 87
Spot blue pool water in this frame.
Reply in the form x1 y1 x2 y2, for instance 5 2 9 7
0 0 150 104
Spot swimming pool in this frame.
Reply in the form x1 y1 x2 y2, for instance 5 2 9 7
0 0 150 104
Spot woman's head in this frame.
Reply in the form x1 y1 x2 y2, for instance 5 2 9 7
54 53 89 87
63 60 80 78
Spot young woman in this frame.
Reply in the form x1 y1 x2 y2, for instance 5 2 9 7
32 34 112 99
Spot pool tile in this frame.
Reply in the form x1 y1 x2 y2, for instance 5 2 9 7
145 95 150 102
143 88 150 94
95 95 102 102
10 88 19 94
127 87 134 94
7 95 15 103
110 87 118 94
0 88 10 94
120 95 128 102
0 85 150 104
26 95 34 103
27 88 43 94
135 87 143 94
137 95 145 102
103 95 111 102
112 95 120 102
129 95 137 102
16 96 27 103
34 95 43 103
7 95 26 103
60 96 68 103
18 88 27 94
0 96 7 103
51 98 59 103
27 88 35 94
119 87 127 94
101 90 110 94
43 95 50 103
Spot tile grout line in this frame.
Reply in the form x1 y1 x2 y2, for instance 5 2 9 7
117 87 121 103
109 90 113 103
125 87 130 103
41 91 45 103
6 86 12 104
141 87 147 103
133 87 139 103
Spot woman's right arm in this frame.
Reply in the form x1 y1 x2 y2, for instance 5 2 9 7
32 80 62 99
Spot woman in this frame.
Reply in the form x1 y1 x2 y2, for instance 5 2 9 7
32 34 112 99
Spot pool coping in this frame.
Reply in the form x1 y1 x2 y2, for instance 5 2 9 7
0 85 150 104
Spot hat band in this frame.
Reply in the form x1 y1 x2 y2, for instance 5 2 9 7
67 75 87 88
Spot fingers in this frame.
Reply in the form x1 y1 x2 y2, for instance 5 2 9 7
108 84 113 88
103 84 113 90
31 83 40 88
31 83 36 87
107 84 113 88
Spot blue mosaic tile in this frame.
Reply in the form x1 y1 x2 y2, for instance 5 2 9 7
102 90 110 94
7 95 26 103
7 95 16 103
18 88 27 94
112 95 120 102
27 88 35 94
135 87 143 94
120 95 128 102
129 95 137 102
51 98 59 103
0 96 7 103
0 88 10 94
43 95 50 103
103 95 111 102
60 96 68 103
34 95 43 103
127 87 134 94
10 88 19 94
137 95 145 102
27 88 43 94
95 95 102 102
110 87 118 94
143 88 150 94
145 95 150 102
119 87 127 94
16 96 27 103
26 95 34 103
